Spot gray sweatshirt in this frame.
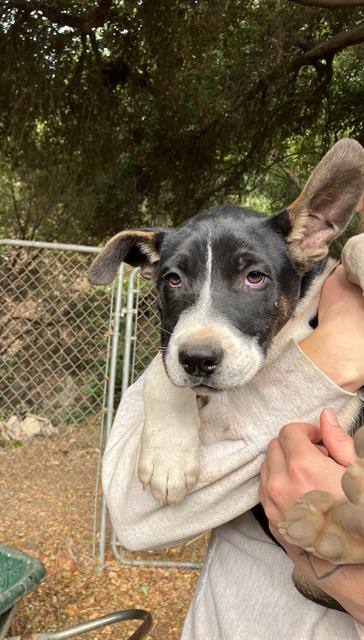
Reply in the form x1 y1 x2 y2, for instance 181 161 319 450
103 341 364 639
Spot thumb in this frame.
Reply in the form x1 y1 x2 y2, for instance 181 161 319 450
320 408 355 467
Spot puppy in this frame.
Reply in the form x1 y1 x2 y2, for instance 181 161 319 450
89 138 364 607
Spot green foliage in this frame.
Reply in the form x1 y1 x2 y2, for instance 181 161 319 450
0 1 363 241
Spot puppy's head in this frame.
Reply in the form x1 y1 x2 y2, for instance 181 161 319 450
89 139 364 392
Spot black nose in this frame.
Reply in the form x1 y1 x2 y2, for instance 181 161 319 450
178 344 223 377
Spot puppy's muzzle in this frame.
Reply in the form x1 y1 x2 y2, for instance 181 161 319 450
178 342 223 377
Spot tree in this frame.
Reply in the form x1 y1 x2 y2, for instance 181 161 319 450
0 0 363 241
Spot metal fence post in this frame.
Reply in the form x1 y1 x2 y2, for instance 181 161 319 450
98 264 124 569
121 268 139 395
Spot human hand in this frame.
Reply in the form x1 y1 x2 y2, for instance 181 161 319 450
259 408 354 526
299 265 364 392
259 410 364 621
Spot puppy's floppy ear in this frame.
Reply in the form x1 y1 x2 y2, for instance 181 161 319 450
272 138 364 270
88 228 166 285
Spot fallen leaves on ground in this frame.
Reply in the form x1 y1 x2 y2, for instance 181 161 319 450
0 424 207 639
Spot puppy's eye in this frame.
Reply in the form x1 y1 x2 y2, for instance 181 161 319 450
166 273 182 288
245 271 266 288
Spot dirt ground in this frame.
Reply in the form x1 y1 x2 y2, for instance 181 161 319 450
0 423 207 639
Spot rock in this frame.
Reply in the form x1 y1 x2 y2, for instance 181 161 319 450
5 415 23 440
20 415 42 438
2 413 54 441
26 413 54 436
0 421 7 439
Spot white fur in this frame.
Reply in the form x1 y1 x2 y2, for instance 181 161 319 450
199 237 212 313
165 314 264 389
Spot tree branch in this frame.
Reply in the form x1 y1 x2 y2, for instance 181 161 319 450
292 24 364 70
289 0 364 8
271 152 303 189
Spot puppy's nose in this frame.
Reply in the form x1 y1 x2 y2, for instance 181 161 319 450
178 344 223 377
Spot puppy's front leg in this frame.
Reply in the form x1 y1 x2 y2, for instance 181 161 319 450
341 233 364 293
138 353 200 505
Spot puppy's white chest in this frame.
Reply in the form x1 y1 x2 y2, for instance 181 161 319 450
199 392 244 443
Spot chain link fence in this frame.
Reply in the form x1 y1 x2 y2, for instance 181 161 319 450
0 240 113 561
0 240 207 570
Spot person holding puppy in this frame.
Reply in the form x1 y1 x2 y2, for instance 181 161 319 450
259 264 364 633
103 262 364 639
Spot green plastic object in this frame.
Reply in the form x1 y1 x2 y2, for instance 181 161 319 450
0 544 46 616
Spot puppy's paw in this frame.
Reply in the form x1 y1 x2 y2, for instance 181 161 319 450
279 486 364 564
279 490 335 550
138 446 199 506
279 490 351 562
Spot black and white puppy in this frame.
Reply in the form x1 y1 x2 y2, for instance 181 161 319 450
90 138 364 501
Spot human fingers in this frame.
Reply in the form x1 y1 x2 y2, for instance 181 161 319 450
260 436 318 523
266 436 287 471
278 422 321 461
258 458 268 506
315 444 329 456
320 408 355 467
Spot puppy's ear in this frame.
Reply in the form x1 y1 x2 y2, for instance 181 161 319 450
88 228 166 285
272 139 364 270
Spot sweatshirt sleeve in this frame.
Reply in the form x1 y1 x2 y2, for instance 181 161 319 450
102 340 355 551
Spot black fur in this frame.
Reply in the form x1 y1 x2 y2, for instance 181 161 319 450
155 205 302 357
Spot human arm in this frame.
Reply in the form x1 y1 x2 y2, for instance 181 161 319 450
259 410 364 622
300 265 364 393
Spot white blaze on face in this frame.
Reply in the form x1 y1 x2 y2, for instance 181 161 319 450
165 236 264 389
197 238 213 319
